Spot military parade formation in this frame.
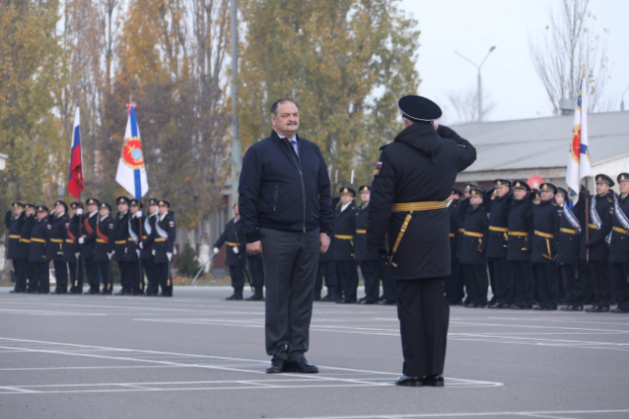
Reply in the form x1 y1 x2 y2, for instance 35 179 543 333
5 197 176 296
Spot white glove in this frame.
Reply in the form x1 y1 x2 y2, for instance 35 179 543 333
78 237 85 244
49 209 55 215
111 250 115 256
137 213 142 218
77 208 83 215
125 247 128 254
152 249 156 256
213 247 220 254
167 252 172 261
136 250 140 257
139 242 144 249
232 246 239 254
107 252 113 260
75 252 80 259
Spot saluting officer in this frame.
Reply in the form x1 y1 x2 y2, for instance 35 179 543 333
21 204 37 293
531 183 561 310
79 198 101 294
333 187 359 304
113 196 133 295
29 206 51 294
6 202 26 293
140 198 159 295
93 202 115 294
214 204 247 300
48 200 70 294
66 202 84 294
152 200 176 297
445 189 464 305
507 181 535 310
486 180 513 309
126 199 144 295
458 187 490 308
589 173 629 313
584 174 616 312
355 185 381 304
367 95 476 387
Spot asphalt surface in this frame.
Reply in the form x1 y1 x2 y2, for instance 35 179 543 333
1 286 628 419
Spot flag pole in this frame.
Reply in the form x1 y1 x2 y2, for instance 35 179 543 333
138 198 144 293
585 177 590 262
76 172 82 289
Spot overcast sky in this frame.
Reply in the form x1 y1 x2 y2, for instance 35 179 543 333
399 0 629 123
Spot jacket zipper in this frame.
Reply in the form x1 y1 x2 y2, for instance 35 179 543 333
284 139 307 232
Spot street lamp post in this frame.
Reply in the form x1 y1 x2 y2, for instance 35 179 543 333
455 46 496 122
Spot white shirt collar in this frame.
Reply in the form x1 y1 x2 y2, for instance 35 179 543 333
101 214 109 221
276 132 297 142
159 212 167 221
89 210 98 217
150 211 158 217
341 202 351 212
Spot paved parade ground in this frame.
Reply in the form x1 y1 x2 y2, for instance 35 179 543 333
1 287 628 419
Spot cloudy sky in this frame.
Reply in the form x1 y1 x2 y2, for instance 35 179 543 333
399 0 629 123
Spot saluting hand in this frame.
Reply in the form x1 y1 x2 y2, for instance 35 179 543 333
247 240 263 255
319 233 330 254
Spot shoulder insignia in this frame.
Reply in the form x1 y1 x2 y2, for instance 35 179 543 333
47 225 51 229
374 161 382 176
458 144 467 148
608 197 613 203
65 223 69 228
552 202 557 207
109 224 114 229
610 208 615 214
351 206 355 210
169 221 175 227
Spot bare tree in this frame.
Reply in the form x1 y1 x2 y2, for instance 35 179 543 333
446 89 496 125
530 0 610 115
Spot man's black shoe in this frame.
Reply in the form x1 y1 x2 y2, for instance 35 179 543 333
246 294 264 301
586 305 609 313
612 307 629 313
463 302 475 308
9 290 22 294
321 294 335 302
225 294 242 301
100 289 112 295
472 303 486 308
358 299 377 305
115 289 130 296
423 375 445 387
395 375 423 387
487 302 500 309
158 292 173 297
284 359 319 374
570 305 584 311
497 303 511 309
266 359 286 374
510 304 523 310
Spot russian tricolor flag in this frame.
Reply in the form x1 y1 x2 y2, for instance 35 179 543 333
115 105 149 200
67 107 84 199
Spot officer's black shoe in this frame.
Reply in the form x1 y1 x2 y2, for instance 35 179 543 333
133 290 145 296
357 297 367 304
284 359 319 374
266 359 286 374
395 375 423 387
423 375 445 387
570 305 584 311
473 303 486 308
498 303 511 309
487 302 500 309
560 305 571 311
9 290 22 294
246 294 264 301
612 307 629 313
321 294 335 302
100 289 112 295
359 299 377 305
225 294 242 301
510 304 523 310
158 292 172 297
36 290 49 294
533 305 544 310
463 302 475 308
586 305 609 312
145 292 157 297
114 289 129 296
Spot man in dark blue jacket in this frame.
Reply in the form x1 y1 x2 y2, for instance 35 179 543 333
239 99 332 374
47 201 70 294
6 202 26 293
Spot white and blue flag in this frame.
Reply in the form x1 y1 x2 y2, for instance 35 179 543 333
115 105 149 200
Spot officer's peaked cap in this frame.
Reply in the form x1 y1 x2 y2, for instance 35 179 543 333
398 95 442 122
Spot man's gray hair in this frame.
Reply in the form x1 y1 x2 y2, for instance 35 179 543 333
271 99 298 118
402 116 416 126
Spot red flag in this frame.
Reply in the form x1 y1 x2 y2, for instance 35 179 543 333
67 107 84 198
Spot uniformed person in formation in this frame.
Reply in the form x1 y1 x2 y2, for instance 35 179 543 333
48 201 70 294
127 199 145 295
113 196 133 295
79 198 100 294
66 202 84 294
584 174 615 312
93 202 115 294
140 198 159 296
355 185 381 304
445 188 464 305
333 187 359 303
151 200 176 297
318 196 340 302
214 204 247 300
29 206 51 293
507 181 535 310
589 173 629 313
367 95 476 387
6 202 26 293
20 204 37 293
486 180 513 309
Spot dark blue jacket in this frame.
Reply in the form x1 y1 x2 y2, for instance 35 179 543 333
531 199 561 263
486 189 513 259
214 218 246 266
29 218 49 263
239 131 332 243
354 202 377 262
46 212 69 261
63 214 81 263
591 193 629 263
5 212 24 260
331 203 357 261
507 197 534 262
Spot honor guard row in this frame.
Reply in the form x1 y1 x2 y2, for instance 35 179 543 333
446 173 629 313
5 197 177 297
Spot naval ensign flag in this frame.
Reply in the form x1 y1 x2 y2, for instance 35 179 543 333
115 105 149 199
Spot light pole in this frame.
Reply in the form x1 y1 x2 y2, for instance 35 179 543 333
230 0 241 210
455 46 496 122
621 85 629 111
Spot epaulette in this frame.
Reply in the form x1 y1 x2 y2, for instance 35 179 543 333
379 142 394 151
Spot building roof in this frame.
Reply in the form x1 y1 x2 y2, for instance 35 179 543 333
451 111 629 174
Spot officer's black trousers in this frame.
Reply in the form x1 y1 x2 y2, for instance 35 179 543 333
96 260 112 292
154 262 173 296
317 261 337 297
559 263 583 305
26 262 37 292
580 264 594 304
589 261 612 306
445 258 464 304
360 260 381 303
84 257 99 292
490 257 513 304
382 263 397 303
230 264 245 289
247 255 265 294
533 262 558 309
118 261 133 291
396 278 449 378
612 263 629 310
462 264 488 305
337 260 358 303
511 261 533 307
12 259 28 292
68 258 84 293
128 261 143 294
53 260 68 293
487 261 497 304
31 262 50 293
142 259 157 295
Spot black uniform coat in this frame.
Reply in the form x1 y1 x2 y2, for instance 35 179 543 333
354 202 378 262
531 200 561 263
63 215 81 263
591 193 629 263
140 213 158 260
125 213 142 262
486 190 513 259
556 198 586 265
6 212 24 259
18 215 34 260
93 215 115 262
46 213 69 261
28 217 49 263
332 203 357 261
586 191 614 262
367 124 477 280
152 211 176 264
506 197 534 262
113 212 130 262
458 202 489 265
214 218 246 266
80 212 99 258
448 199 460 260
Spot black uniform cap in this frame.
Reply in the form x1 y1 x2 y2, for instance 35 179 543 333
494 179 511 187
116 196 130 205
595 174 615 187
70 202 83 209
540 183 558 194
37 205 49 213
464 183 478 192
557 187 568 197
147 198 159 206
25 204 37 210
468 187 484 197
54 200 68 212
11 202 25 209
512 180 531 192
531 189 541 199
158 200 170 208
617 173 629 183
398 95 442 122
100 202 112 211
358 185 371 193
86 198 100 206
452 188 463 196
339 187 356 197
130 199 143 209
